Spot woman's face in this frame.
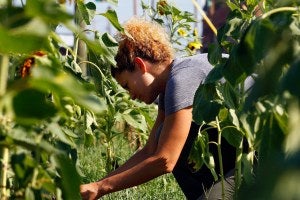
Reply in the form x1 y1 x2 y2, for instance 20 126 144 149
115 66 159 104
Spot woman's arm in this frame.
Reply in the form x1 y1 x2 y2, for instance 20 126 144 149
80 108 165 199
80 107 192 200
100 108 165 177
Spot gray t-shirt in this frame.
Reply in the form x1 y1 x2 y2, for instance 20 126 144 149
159 53 213 116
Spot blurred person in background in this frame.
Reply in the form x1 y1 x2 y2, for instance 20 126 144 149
201 0 230 53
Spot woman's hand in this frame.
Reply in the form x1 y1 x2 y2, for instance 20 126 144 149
80 182 100 200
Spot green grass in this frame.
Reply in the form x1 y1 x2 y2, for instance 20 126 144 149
78 134 185 199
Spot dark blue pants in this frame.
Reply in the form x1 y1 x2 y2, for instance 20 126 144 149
172 122 236 200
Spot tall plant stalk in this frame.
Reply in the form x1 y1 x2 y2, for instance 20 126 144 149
216 117 225 199
191 0 217 35
234 138 243 197
0 55 10 200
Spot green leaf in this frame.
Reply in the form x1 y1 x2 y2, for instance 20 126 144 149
258 115 285 165
48 123 75 147
10 128 60 154
77 32 108 55
29 63 106 114
220 83 239 109
241 152 255 185
54 154 81 200
86 2 97 17
25 187 35 200
77 1 96 25
62 128 79 138
207 43 223 66
102 32 118 47
188 133 205 171
222 127 243 148
0 27 48 54
84 133 96 146
226 1 240 11
222 46 248 86
25 0 73 24
122 113 147 133
229 109 240 129
205 64 224 84
193 83 223 124
0 7 28 29
36 168 56 193
204 153 218 181
244 19 274 63
85 110 98 128
285 103 300 154
281 58 300 98
0 8 50 54
13 89 57 123
10 18 50 36
100 10 124 32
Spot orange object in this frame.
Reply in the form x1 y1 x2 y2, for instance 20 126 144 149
20 51 46 78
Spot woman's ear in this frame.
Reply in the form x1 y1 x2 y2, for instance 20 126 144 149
134 57 147 73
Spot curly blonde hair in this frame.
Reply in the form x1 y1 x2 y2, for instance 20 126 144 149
111 17 174 76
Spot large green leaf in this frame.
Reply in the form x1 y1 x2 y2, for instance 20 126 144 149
29 61 106 114
54 154 81 200
122 111 147 133
204 64 224 84
13 88 57 123
0 26 48 54
222 127 243 148
76 1 96 25
102 32 118 47
188 132 207 171
244 19 276 64
220 82 239 109
100 9 124 32
0 6 50 54
25 0 73 24
222 46 249 86
65 27 109 56
281 58 300 98
0 7 29 29
10 128 60 154
258 114 285 165
207 43 223 66
48 123 76 147
244 40 295 109
193 83 223 124
221 18 273 85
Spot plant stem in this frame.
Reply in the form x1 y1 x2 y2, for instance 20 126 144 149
234 138 243 198
0 148 9 200
261 7 298 19
191 0 217 36
0 55 9 200
0 55 9 96
216 117 225 199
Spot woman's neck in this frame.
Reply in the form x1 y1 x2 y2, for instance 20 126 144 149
152 59 174 94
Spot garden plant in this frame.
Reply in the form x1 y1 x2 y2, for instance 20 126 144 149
0 0 299 199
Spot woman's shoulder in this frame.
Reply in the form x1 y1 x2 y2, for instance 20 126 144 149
171 53 212 75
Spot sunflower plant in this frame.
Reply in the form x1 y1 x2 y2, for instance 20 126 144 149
0 0 155 199
191 0 300 199
142 0 202 55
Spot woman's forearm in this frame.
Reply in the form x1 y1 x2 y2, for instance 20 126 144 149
97 153 169 197
100 146 150 179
